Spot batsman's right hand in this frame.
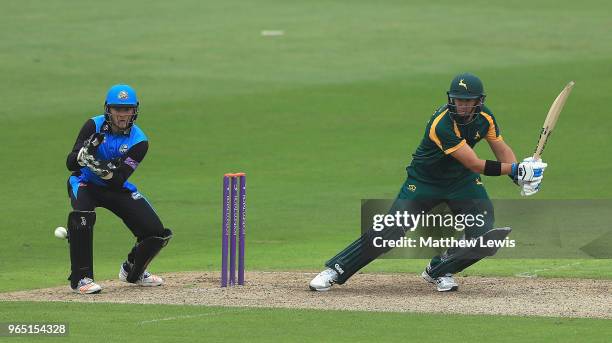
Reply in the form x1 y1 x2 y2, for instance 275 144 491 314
77 133 105 167
521 180 542 196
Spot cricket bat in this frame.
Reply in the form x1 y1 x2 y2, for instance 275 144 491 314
533 81 575 159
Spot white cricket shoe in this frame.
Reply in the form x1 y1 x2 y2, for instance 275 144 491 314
119 263 164 287
309 268 339 291
422 268 458 292
72 277 102 294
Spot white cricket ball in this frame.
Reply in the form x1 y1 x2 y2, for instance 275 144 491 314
54 226 68 239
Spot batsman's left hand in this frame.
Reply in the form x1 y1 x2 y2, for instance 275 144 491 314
518 157 546 196
511 157 547 183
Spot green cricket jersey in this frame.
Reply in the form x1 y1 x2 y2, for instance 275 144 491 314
407 104 502 186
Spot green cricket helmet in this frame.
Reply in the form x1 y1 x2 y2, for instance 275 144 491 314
447 73 486 124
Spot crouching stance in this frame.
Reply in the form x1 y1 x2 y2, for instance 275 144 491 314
65 84 172 294
310 73 547 292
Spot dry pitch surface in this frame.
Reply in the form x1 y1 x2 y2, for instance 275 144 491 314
2 272 611 319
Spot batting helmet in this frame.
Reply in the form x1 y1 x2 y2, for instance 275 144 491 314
447 73 486 124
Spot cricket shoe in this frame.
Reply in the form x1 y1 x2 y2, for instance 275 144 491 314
309 268 339 291
72 277 102 294
119 262 164 287
422 267 458 292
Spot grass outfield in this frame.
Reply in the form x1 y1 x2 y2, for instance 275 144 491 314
0 0 611 341
2 0 611 293
2 302 611 342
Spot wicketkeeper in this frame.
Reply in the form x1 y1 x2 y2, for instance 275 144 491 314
310 73 547 292
64 84 172 294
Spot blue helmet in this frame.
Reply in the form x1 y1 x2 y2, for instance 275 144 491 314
104 84 140 128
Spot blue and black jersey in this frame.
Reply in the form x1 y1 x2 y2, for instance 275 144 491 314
66 115 148 196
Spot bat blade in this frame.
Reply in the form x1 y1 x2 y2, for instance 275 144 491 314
533 81 575 159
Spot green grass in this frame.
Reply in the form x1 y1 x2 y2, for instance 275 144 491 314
2 302 611 342
1 0 611 289
1 0 611 341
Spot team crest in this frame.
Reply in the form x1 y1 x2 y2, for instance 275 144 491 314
118 91 129 100
119 144 129 154
131 192 143 200
459 79 468 90
407 184 417 192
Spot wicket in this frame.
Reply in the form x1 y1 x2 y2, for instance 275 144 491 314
221 173 246 287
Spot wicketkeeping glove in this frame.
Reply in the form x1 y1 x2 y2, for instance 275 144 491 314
77 133 105 167
88 158 121 180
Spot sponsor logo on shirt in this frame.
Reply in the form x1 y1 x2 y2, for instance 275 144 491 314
119 144 128 154
124 157 139 170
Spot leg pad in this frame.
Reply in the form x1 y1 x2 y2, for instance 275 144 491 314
126 228 173 283
427 227 512 277
67 211 96 289
326 226 405 284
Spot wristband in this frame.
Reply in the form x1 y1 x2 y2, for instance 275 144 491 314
484 160 502 176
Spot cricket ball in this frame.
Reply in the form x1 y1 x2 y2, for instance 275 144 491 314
54 226 68 239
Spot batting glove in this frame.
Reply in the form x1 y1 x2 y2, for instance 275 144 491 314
511 158 547 183
521 180 543 196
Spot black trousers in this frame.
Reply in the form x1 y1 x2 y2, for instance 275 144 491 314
67 179 165 259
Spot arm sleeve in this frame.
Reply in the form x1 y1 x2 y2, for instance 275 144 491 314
429 116 466 155
66 119 96 171
106 141 149 189
481 112 503 142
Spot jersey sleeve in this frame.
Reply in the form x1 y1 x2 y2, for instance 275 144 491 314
429 111 466 154
66 119 96 171
106 141 148 189
480 111 503 142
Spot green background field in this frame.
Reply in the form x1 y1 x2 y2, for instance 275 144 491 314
1 0 611 341
3 302 612 342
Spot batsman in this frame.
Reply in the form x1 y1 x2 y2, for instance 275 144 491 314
310 73 547 292
64 84 172 294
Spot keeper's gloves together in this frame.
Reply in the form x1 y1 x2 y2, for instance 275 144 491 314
77 133 120 179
